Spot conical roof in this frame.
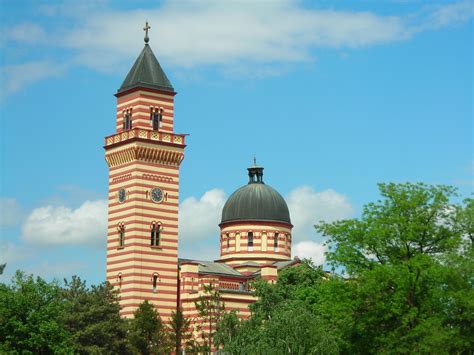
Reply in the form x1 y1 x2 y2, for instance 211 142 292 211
117 44 174 94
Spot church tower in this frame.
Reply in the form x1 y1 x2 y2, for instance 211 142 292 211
104 23 186 318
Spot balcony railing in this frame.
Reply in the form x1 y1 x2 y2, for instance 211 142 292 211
105 128 186 147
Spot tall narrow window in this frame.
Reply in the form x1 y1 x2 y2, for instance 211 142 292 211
151 223 161 247
152 273 158 293
150 108 163 131
118 273 122 288
118 224 125 247
274 233 279 249
226 233 230 249
123 110 132 130
248 232 254 248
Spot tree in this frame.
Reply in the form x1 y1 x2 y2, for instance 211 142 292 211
194 283 226 353
0 271 74 353
128 300 169 354
168 307 195 354
316 183 473 353
215 261 340 354
62 276 129 354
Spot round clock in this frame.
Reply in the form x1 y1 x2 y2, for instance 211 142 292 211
118 188 126 203
150 187 164 203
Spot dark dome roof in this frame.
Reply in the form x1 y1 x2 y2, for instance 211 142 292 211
221 165 291 225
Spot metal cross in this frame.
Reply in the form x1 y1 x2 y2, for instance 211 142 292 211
143 21 151 43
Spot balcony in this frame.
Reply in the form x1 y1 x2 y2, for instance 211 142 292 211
104 128 186 147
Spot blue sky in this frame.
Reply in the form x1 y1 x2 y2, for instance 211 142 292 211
0 0 472 285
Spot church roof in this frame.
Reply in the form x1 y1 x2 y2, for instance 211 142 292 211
221 165 291 225
117 44 174 94
179 259 243 277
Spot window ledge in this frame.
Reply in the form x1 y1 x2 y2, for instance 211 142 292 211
117 246 125 250
150 246 162 249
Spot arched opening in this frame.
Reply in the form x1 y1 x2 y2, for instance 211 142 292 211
152 273 159 293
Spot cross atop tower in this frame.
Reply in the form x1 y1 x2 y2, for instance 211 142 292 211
143 21 151 44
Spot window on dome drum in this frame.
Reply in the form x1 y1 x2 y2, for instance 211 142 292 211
152 274 158 293
118 226 125 247
226 233 230 249
151 224 160 247
248 232 254 249
123 111 132 130
150 108 163 131
274 233 279 250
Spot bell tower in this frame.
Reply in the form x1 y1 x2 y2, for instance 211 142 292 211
104 23 186 318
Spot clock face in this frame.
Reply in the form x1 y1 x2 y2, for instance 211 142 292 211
118 188 126 203
151 187 164 203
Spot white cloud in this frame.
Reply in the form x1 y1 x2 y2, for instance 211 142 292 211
421 1 474 29
0 198 22 226
179 189 226 242
287 186 354 242
0 60 68 100
177 185 354 262
0 241 29 264
21 199 107 246
293 240 327 266
2 0 472 96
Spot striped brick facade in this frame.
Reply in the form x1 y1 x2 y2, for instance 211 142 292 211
219 221 292 267
105 87 186 319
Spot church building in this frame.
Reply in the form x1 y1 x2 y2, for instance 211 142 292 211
104 24 299 329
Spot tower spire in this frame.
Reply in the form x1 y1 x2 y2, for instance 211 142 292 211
143 21 151 44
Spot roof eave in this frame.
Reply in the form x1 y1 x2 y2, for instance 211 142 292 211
115 83 176 97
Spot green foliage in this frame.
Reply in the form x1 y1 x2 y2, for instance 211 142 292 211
1 183 471 354
217 183 472 354
129 300 170 355
62 276 129 354
315 183 473 353
0 271 74 353
168 307 196 353
195 283 225 353
128 300 170 354
216 261 340 354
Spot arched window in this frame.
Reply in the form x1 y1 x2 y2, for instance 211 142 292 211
117 272 122 288
152 273 159 293
151 222 161 247
274 233 279 249
248 232 254 248
150 107 163 131
118 223 125 247
123 109 132 130
226 233 230 249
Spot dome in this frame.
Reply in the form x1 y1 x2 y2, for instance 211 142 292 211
221 165 291 225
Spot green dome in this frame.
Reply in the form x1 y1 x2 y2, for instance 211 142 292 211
221 166 291 225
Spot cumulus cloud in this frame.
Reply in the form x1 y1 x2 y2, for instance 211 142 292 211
0 60 68 100
287 186 354 242
21 200 107 246
2 0 473 96
293 240 327 266
0 198 22 226
179 189 226 242
0 241 30 264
